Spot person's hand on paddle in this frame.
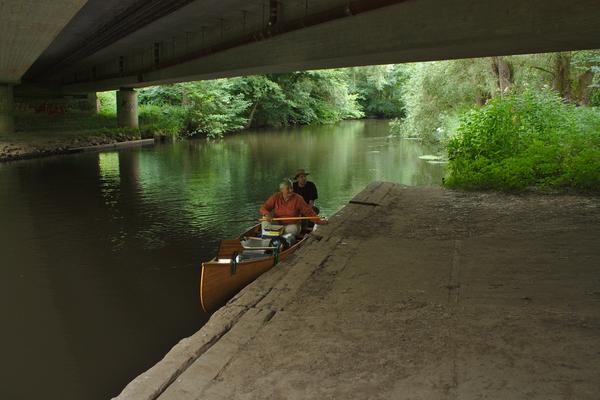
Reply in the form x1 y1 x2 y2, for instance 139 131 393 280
262 213 273 222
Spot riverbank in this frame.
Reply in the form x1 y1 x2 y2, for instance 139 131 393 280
115 182 600 400
0 117 385 163
0 130 157 162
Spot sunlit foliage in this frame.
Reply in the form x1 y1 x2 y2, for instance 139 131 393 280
446 90 600 191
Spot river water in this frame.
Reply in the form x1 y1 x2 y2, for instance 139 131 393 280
0 120 444 400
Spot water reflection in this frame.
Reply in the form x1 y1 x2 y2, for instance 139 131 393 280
0 120 444 400
99 152 120 185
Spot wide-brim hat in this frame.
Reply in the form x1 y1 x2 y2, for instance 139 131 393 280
294 169 310 179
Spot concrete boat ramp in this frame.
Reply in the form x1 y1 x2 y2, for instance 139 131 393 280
116 182 600 400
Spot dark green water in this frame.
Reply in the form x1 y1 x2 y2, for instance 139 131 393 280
0 120 444 400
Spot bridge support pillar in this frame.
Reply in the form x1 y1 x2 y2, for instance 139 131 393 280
88 93 99 114
0 84 15 135
117 88 138 129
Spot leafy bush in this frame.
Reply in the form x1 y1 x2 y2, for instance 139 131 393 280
97 91 116 115
445 90 600 191
139 104 185 137
591 88 600 107
139 80 250 138
183 81 250 138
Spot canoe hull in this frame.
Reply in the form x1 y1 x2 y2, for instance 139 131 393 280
200 228 308 313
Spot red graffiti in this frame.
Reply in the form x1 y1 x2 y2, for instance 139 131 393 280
34 102 66 115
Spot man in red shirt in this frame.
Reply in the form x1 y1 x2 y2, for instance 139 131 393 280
260 180 327 236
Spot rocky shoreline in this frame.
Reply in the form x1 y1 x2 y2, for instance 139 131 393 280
0 132 149 162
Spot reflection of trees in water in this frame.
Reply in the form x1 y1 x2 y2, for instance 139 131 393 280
137 139 257 239
135 120 444 223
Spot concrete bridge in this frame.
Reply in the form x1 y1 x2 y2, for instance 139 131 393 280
2 0 600 134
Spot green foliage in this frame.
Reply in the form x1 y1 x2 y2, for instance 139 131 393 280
97 91 116 115
137 70 366 137
572 50 600 106
391 59 494 142
32 51 600 155
572 50 600 81
391 51 600 142
20 68 394 140
591 89 600 107
139 104 186 137
183 80 251 139
445 90 600 191
138 85 185 106
251 71 363 127
347 65 408 118
139 80 251 138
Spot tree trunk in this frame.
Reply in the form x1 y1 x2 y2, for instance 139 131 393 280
553 52 572 101
475 91 491 106
182 88 189 106
491 57 514 96
245 101 259 129
575 69 594 106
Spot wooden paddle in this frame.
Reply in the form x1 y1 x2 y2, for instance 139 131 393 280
266 216 323 221
227 216 325 223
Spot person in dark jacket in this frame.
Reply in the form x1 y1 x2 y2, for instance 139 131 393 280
293 169 318 207
293 169 319 227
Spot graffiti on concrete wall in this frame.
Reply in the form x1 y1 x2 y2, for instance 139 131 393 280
15 98 96 115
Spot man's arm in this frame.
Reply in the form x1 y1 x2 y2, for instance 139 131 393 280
260 194 276 217
297 196 316 217
297 194 327 225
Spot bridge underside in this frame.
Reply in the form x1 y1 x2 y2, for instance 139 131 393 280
1 0 600 133
7 0 600 93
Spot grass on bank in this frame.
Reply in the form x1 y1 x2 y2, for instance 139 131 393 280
13 113 143 143
445 90 600 192
13 93 181 141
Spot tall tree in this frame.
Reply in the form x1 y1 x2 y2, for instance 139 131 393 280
553 52 572 101
491 56 514 96
576 69 594 105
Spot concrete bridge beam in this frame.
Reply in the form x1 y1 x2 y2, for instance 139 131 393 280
0 0 88 84
0 85 15 135
58 0 600 93
116 88 138 129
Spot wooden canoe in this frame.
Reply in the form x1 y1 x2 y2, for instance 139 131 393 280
200 224 310 313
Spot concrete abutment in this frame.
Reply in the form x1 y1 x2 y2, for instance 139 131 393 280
117 88 138 129
0 85 15 134
114 183 600 400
